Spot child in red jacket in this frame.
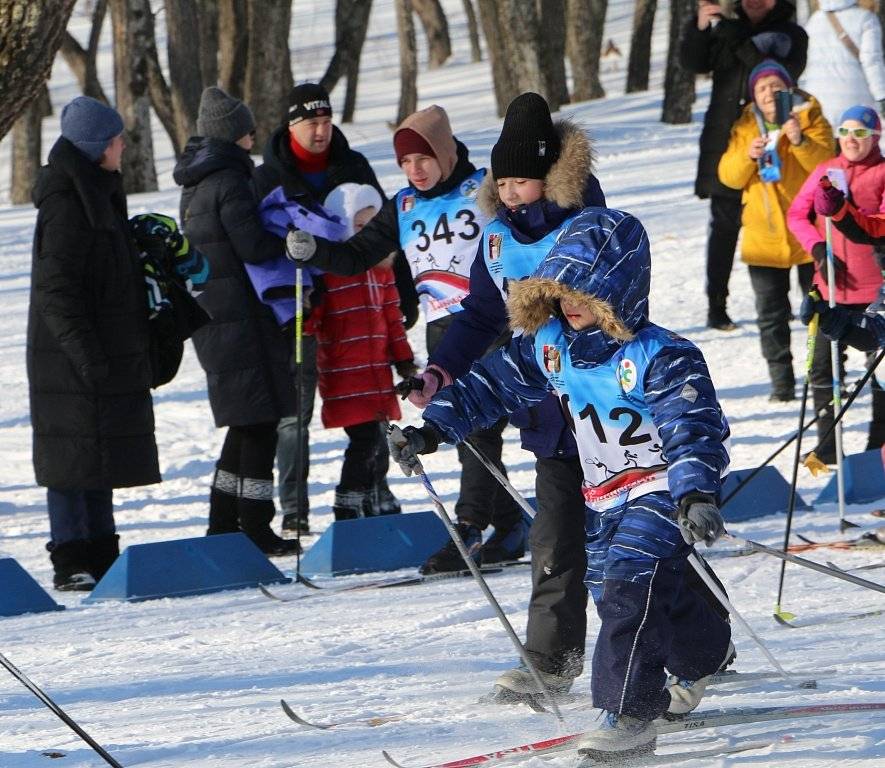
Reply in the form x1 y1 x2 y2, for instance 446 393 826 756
319 183 417 519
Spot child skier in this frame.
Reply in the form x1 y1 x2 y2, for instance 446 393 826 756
317 183 416 518
388 207 733 760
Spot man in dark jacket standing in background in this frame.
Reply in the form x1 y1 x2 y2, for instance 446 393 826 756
681 0 808 330
28 96 160 591
254 83 417 531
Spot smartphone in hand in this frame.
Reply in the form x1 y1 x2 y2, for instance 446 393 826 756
775 90 793 125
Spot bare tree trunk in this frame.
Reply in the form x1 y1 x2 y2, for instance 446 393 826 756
0 0 76 141
59 0 109 103
395 0 418 125
476 0 519 116
196 0 219 87
165 0 203 145
219 0 248 99
538 0 569 110
462 0 482 62
412 0 451 69
500 0 544 94
11 85 50 205
566 0 606 101
626 0 657 93
321 0 374 123
109 0 158 193
244 0 293 148
662 0 695 123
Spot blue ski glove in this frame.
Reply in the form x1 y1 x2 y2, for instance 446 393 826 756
677 493 725 547
386 424 441 476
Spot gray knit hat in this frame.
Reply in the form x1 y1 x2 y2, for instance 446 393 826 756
60 96 124 162
196 86 256 143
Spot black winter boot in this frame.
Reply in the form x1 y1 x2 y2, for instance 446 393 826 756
419 522 483 574
332 487 373 521
480 519 528 564
88 534 120 581
371 479 402 516
707 295 737 331
47 540 95 592
237 480 301 557
208 470 240 535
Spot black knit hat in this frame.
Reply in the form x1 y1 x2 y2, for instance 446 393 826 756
196 87 255 143
490 92 561 180
287 83 332 124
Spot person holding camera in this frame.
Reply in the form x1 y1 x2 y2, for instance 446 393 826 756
718 60 834 401
681 0 807 331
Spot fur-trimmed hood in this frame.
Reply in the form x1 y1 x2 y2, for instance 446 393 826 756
477 119 596 217
508 208 651 349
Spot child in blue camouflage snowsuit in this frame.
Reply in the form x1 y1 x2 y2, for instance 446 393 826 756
389 207 733 759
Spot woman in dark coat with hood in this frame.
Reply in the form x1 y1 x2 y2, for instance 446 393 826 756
173 87 299 556
28 96 159 590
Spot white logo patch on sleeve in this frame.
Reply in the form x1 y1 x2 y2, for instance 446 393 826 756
680 383 698 403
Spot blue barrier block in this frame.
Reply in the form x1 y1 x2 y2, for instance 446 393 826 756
720 466 811 522
299 511 450 576
0 558 64 617
815 449 885 505
84 533 290 603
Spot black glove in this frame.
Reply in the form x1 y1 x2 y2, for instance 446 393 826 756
285 229 317 263
677 493 725 547
799 291 853 340
386 424 441 476
394 359 419 379
810 242 847 283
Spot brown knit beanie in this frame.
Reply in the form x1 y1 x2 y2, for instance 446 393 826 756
392 105 457 181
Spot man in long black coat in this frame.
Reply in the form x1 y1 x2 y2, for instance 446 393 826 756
681 0 808 330
28 96 159 591
254 83 417 529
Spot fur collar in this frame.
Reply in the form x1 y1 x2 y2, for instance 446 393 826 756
478 119 595 216
507 278 632 340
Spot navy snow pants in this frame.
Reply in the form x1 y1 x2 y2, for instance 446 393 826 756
585 491 732 720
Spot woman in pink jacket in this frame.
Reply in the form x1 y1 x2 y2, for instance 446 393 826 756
787 104 885 460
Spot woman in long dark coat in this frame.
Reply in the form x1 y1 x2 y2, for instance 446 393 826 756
173 87 299 556
28 96 159 591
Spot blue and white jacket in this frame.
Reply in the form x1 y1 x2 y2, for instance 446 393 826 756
424 207 731 511
429 121 606 458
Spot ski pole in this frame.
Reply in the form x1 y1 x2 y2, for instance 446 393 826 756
725 533 885 593
463 439 535 521
825 216 853 532
0 652 124 768
387 428 564 724
687 553 795 685
806 346 885 471
775 308 819 621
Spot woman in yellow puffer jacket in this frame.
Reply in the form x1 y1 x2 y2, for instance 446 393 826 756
718 59 834 401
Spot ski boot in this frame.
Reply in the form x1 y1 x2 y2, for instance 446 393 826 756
666 640 736 715
419 522 482 574
479 519 527 565
576 711 657 765
489 662 575 709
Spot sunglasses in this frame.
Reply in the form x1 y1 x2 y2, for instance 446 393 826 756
837 126 880 139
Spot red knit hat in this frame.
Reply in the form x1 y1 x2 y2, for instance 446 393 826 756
394 128 435 165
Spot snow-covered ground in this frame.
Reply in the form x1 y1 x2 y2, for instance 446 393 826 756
1 1 883 766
